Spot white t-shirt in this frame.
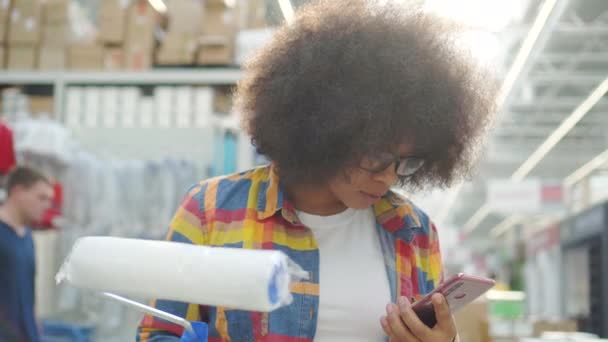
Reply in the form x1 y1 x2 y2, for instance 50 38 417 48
296 208 391 342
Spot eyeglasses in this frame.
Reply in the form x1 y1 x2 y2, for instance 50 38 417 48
360 152 425 177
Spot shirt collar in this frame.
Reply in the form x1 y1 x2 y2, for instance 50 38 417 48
256 165 422 232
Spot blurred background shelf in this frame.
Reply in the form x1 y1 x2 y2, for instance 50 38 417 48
0 69 244 86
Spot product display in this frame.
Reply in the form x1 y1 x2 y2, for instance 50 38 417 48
57 237 309 312
0 122 16 173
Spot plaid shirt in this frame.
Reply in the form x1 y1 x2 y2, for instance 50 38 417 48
137 165 444 341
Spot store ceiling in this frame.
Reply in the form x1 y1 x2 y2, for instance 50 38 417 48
439 0 608 243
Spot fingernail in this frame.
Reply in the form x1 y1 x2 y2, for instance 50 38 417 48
399 296 409 306
386 303 393 314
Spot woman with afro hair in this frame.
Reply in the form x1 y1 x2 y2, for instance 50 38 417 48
138 0 495 341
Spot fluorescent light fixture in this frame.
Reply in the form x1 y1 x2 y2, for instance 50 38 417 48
564 148 608 187
148 0 167 13
463 204 491 234
424 0 527 32
445 0 558 229
434 183 463 224
464 74 608 234
277 0 295 23
512 75 608 181
495 0 558 109
489 215 522 238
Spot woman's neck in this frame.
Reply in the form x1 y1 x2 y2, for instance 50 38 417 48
285 183 347 216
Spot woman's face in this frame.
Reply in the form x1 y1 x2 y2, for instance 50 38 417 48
327 144 418 209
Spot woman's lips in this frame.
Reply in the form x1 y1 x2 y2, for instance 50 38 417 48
360 191 382 204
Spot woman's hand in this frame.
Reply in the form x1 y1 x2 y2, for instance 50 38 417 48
380 293 457 342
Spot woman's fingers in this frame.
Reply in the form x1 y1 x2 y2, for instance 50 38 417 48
385 303 420 342
398 297 432 340
431 294 457 334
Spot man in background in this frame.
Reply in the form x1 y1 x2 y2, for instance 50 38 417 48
0 167 53 342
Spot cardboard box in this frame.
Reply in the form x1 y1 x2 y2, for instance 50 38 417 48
104 46 124 70
38 46 65 69
126 0 158 49
455 301 491 342
246 0 267 29
156 32 197 65
197 35 234 65
213 86 233 113
68 44 103 70
28 95 53 116
125 45 152 70
8 0 42 44
166 0 202 34
42 23 71 46
532 320 577 336
7 44 36 69
0 0 12 43
98 0 129 44
201 6 237 36
44 0 69 24
0 45 5 68
205 0 230 8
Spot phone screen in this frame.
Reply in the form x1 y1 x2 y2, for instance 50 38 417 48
414 303 437 328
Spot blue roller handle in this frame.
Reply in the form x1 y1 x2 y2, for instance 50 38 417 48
180 322 208 342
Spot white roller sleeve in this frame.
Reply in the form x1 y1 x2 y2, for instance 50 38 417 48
56 237 308 312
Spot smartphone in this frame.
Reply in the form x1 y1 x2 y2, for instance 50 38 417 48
412 273 495 327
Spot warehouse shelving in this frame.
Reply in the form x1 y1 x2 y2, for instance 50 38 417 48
0 69 244 119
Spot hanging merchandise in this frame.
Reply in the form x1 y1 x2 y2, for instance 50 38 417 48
560 201 608 337
223 129 238 175
524 224 562 320
12 116 76 165
0 121 17 173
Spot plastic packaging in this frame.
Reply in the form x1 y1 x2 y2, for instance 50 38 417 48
56 237 308 312
180 322 208 342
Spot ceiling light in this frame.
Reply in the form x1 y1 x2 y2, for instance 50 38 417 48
463 204 491 234
512 76 608 181
489 215 522 238
564 148 608 187
424 0 527 32
277 0 295 23
148 0 167 13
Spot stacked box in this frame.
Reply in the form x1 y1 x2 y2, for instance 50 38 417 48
98 0 130 44
8 0 41 69
104 47 124 70
39 0 70 69
124 0 159 70
157 0 201 65
68 43 103 70
0 45 5 68
0 0 12 67
156 32 198 65
197 1 237 65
